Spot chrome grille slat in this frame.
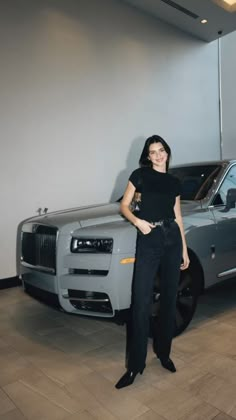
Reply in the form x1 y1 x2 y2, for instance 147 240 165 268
21 262 55 274
21 225 57 274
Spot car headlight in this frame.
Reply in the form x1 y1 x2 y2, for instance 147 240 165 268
71 238 113 253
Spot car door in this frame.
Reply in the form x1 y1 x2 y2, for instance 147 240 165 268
210 164 236 280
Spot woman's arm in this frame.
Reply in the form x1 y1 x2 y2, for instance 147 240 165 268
174 196 190 270
120 181 154 235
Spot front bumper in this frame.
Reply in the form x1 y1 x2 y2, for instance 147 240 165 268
21 251 134 318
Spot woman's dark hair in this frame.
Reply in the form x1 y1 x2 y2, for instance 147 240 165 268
139 134 171 171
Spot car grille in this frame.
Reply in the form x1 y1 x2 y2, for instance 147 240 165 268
21 225 57 274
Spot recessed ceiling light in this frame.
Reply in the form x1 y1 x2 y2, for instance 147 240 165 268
212 0 236 12
201 19 208 23
222 0 236 5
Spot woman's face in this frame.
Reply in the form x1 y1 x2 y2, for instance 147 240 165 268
148 142 168 170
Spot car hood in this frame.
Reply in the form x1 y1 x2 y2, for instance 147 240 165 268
25 203 123 228
24 200 201 230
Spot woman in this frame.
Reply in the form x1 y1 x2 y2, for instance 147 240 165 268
115 135 189 389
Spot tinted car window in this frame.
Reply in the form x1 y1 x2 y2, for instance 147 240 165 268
169 165 222 200
213 164 236 206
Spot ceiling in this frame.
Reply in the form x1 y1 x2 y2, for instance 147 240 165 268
122 0 236 42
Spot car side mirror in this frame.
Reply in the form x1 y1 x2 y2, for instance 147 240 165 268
220 188 236 212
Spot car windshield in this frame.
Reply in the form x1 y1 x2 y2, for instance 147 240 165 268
169 164 222 201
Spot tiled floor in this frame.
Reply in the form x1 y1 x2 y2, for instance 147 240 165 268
1 281 236 420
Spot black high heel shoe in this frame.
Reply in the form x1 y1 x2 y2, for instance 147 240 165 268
159 357 176 373
115 369 144 389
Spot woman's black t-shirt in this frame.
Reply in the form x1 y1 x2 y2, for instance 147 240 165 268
129 167 181 221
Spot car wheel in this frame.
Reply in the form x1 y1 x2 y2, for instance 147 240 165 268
174 267 200 336
150 266 201 337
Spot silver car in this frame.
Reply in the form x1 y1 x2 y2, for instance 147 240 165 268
17 160 236 335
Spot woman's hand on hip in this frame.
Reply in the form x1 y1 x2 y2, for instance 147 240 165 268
135 219 155 235
180 249 190 270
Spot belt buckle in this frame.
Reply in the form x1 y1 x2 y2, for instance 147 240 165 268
152 221 163 227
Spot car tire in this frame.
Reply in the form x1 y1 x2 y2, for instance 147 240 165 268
150 262 201 337
174 266 200 336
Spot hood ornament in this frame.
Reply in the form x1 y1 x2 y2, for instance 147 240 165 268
36 207 48 215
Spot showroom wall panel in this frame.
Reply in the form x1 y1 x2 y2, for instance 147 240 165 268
221 31 236 159
0 0 220 279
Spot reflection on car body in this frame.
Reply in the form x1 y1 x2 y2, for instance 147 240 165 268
17 160 236 335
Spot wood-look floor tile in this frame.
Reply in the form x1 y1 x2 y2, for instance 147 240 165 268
135 409 166 420
12 314 65 337
77 370 114 400
0 389 16 416
0 345 23 362
171 336 206 362
190 318 235 334
86 405 119 419
0 349 34 387
3 332 57 356
0 319 14 337
79 371 149 419
170 346 200 363
214 414 235 420
96 393 149 420
81 346 124 372
0 291 27 308
99 362 131 384
217 312 236 328
205 332 236 357
228 403 236 419
28 352 92 385
66 407 116 420
189 351 236 385
0 311 11 323
0 337 8 348
85 327 125 347
4 294 55 318
0 409 26 420
175 328 216 352
163 363 213 393
43 328 102 355
177 401 219 420
182 371 236 414
64 380 102 411
187 350 228 370
1 286 236 420
18 369 82 414
85 360 124 380
124 381 166 405
61 315 109 336
65 410 95 420
3 381 70 420
146 383 203 420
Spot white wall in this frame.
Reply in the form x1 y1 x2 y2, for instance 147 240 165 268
0 0 220 279
221 31 236 159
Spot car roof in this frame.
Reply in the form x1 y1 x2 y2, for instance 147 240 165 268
170 159 236 168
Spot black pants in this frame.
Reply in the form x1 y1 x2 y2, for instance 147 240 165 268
126 220 182 372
